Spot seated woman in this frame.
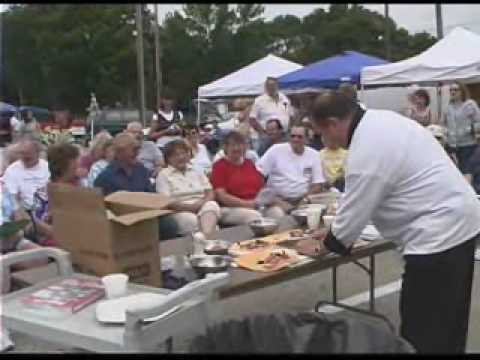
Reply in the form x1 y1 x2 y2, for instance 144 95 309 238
86 138 115 187
31 143 83 247
156 140 220 239
78 131 112 182
182 124 212 175
211 131 280 225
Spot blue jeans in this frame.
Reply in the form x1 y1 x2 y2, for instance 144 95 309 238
454 144 478 174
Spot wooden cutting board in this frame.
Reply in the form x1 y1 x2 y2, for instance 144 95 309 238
234 248 301 272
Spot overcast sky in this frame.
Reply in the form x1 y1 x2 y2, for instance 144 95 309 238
1 4 479 36
150 3 480 36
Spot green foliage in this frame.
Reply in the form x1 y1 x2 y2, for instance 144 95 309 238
3 4 437 114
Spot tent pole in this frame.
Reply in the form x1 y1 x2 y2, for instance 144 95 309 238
197 98 201 126
360 84 365 103
437 83 443 125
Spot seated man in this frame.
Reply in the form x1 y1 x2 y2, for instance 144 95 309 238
257 118 287 157
94 133 154 195
156 140 220 239
125 121 165 177
256 123 327 217
210 131 264 226
93 133 178 239
2 137 50 210
319 134 348 192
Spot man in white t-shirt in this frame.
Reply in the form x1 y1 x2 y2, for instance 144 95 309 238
3 138 50 210
250 77 293 137
256 123 327 217
310 91 480 354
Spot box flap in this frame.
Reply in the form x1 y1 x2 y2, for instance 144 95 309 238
105 192 171 210
111 209 172 226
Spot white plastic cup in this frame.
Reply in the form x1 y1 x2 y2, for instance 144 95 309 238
102 273 129 299
323 215 335 228
307 209 321 230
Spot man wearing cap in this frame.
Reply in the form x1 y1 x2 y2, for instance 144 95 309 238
310 90 480 354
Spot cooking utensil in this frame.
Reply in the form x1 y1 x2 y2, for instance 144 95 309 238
203 240 230 255
188 255 231 278
248 218 279 237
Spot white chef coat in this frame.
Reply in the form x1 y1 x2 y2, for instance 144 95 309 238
332 109 480 256
256 143 326 200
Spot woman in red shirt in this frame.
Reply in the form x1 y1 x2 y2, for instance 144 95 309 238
210 131 266 226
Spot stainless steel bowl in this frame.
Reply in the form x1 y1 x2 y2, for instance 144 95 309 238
188 255 231 278
203 240 230 255
248 218 279 237
290 209 309 226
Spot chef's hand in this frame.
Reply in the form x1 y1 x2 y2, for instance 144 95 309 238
312 229 329 247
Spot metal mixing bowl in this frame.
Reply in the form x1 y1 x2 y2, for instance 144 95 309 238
188 255 231 278
248 218 279 237
290 209 309 226
203 240 230 255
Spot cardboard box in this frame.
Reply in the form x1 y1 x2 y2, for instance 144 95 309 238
48 184 172 287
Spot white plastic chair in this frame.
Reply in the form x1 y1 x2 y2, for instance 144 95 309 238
1 248 229 352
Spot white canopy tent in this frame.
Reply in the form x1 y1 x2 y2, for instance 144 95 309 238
198 54 303 98
361 27 480 87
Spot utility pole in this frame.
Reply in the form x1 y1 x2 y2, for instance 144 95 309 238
384 4 392 60
135 4 146 126
435 4 444 39
154 4 162 110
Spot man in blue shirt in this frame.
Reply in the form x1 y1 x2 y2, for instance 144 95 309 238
94 133 178 239
94 133 153 195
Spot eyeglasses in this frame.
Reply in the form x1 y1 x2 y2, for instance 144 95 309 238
450 88 460 92
185 131 198 136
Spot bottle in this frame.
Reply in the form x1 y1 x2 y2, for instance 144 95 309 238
192 232 207 255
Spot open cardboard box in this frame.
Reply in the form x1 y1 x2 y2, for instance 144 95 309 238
49 184 172 287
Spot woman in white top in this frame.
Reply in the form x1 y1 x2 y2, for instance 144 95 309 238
402 89 432 127
156 140 220 239
149 89 184 149
443 82 480 173
182 124 212 175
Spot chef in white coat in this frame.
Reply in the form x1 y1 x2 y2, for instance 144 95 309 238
310 90 480 354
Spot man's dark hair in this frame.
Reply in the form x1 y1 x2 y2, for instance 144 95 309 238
47 143 80 181
413 89 431 107
223 131 247 146
288 121 308 136
311 90 358 124
266 77 278 83
266 118 283 131
163 139 191 164
338 83 358 101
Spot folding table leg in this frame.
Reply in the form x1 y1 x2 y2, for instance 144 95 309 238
166 337 173 353
332 266 338 304
369 255 376 312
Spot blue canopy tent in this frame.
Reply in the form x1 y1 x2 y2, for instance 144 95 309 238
0 102 17 115
278 51 388 92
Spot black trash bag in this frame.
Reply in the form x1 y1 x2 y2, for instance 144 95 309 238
189 311 414 354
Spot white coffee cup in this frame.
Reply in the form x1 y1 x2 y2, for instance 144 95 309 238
307 209 321 230
102 273 129 299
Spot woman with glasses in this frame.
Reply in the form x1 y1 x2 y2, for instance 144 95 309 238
182 124 212 175
443 82 480 173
